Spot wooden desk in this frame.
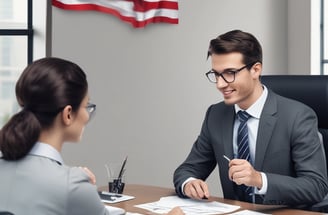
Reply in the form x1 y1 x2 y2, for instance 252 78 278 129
99 184 323 215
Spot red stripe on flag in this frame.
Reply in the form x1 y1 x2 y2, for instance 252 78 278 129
127 0 179 12
52 0 178 28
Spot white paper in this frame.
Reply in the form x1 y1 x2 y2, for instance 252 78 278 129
229 209 271 215
125 213 144 215
105 205 126 215
135 196 240 215
99 191 135 203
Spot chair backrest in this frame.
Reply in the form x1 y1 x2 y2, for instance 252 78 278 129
261 75 328 168
0 212 14 215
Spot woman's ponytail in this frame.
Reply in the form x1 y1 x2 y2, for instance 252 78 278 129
0 110 41 160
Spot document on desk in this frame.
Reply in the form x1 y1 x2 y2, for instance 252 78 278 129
229 209 271 215
105 205 126 215
135 196 240 215
99 191 135 203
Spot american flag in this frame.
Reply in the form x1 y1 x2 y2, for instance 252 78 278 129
52 0 179 28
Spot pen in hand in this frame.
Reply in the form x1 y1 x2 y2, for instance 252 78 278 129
223 155 231 162
223 155 232 182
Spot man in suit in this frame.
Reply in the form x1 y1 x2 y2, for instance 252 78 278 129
173 30 328 206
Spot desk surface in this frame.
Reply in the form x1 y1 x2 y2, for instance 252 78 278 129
99 184 323 215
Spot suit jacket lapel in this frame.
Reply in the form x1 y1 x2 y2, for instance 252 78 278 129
255 90 278 169
222 106 236 160
220 105 236 198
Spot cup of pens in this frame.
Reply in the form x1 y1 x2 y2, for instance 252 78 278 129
105 157 127 194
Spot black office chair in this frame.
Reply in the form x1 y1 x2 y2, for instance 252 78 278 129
261 75 328 212
0 212 14 215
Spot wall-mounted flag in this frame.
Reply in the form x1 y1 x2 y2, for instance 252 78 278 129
52 0 179 28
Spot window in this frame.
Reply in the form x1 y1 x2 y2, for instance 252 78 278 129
321 0 328 74
0 0 33 127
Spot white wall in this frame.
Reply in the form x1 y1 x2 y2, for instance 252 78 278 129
51 0 309 197
288 0 311 75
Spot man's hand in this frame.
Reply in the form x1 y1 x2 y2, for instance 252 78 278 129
228 159 262 189
184 179 210 200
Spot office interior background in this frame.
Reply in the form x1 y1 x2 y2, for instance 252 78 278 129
0 0 326 197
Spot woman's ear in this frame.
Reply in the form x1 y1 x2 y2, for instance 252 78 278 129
61 105 73 126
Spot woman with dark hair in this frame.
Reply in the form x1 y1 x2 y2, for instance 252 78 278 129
0 57 183 215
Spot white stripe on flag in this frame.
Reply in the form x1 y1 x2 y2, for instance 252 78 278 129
52 0 179 28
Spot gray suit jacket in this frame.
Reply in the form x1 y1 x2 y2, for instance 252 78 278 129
0 155 109 215
174 90 328 206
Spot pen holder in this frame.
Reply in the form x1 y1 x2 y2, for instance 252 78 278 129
105 159 127 194
109 178 125 194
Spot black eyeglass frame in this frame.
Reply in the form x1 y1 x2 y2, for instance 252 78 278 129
206 62 257 84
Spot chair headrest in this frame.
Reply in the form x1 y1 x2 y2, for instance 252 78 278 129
261 75 328 129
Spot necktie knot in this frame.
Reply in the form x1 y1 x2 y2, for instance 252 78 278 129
237 111 251 123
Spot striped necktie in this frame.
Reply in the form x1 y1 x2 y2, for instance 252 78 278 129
237 111 252 162
236 110 253 202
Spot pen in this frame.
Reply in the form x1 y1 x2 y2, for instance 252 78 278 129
223 155 231 162
118 156 128 180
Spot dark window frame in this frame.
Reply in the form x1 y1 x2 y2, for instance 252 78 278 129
0 0 33 64
320 0 328 75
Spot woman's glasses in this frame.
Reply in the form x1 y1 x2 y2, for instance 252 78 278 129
86 103 96 120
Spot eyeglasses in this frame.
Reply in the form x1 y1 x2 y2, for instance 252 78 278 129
206 62 256 84
86 102 96 120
